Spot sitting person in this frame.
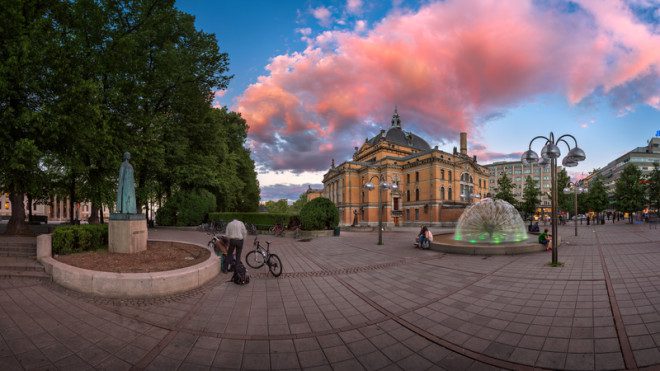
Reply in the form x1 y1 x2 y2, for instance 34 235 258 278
213 236 230 273
538 229 551 250
418 226 432 249
531 222 540 232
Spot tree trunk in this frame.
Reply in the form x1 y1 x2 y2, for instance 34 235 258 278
69 176 76 223
88 202 99 224
99 203 105 224
5 191 30 235
27 194 33 220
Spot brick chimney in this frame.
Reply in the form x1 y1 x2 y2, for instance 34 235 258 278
460 132 467 155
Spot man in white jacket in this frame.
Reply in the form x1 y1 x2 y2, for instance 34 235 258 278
225 219 247 267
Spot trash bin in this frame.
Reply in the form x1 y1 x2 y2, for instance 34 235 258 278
333 226 340 236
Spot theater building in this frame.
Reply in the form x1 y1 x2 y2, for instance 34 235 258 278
322 109 489 226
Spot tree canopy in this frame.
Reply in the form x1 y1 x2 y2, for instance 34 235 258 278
494 173 517 207
521 176 540 221
586 176 609 214
0 0 259 234
647 164 660 217
614 164 645 222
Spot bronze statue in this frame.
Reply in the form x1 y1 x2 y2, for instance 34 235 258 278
116 152 137 214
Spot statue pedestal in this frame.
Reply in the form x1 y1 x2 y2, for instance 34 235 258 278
109 213 147 254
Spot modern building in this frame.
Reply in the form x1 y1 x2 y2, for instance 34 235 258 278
484 160 559 214
322 108 489 226
581 135 660 196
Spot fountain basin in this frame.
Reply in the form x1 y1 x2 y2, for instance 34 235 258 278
429 232 556 255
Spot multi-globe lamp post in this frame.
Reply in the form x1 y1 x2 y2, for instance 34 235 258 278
564 182 587 237
521 132 586 265
363 174 398 245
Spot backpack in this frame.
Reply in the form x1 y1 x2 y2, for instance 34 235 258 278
232 261 250 285
420 239 430 249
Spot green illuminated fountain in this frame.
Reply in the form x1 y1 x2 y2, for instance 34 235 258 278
454 198 528 244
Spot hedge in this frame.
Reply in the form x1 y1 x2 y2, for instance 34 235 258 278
208 212 299 230
156 189 216 226
52 224 108 255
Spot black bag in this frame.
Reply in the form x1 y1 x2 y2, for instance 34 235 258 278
232 261 250 285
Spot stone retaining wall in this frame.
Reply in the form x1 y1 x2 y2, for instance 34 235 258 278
37 235 219 298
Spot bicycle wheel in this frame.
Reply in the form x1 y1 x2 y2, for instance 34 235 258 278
268 254 283 277
245 250 265 269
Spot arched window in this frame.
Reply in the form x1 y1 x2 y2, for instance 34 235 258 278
448 188 453 200
441 169 445 180
415 188 420 201
440 187 445 200
448 171 452 181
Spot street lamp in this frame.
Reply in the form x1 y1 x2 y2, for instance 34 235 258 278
363 175 398 245
563 182 587 237
522 132 586 265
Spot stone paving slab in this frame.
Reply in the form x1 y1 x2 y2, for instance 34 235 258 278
0 223 658 369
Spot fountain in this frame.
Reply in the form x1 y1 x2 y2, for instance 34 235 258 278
431 198 545 255
454 198 528 244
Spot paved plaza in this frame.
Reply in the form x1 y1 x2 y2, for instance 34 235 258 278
1 223 659 370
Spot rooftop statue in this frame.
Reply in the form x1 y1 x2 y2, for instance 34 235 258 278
116 152 137 214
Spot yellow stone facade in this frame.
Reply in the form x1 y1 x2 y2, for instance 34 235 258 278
322 109 489 226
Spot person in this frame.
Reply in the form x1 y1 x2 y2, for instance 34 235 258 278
213 236 230 273
225 219 247 268
530 222 540 233
417 226 429 248
539 228 551 250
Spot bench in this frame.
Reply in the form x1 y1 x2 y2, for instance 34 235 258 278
28 215 48 224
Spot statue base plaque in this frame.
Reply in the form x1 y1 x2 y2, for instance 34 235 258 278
109 213 147 254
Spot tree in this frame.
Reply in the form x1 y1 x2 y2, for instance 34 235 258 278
264 199 289 214
299 197 339 230
290 193 309 214
556 169 571 213
586 176 608 217
495 173 517 207
647 164 660 217
521 176 540 223
614 164 645 223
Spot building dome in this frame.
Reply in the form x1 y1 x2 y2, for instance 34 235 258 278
368 108 431 151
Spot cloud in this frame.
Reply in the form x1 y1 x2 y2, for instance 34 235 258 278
237 0 659 173
580 118 596 128
354 19 367 33
260 183 324 202
471 143 523 162
347 0 363 14
312 6 332 27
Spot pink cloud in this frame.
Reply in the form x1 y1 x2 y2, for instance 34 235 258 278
347 0 362 14
312 6 332 27
237 0 659 172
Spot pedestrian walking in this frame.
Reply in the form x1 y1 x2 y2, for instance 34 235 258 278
225 219 248 268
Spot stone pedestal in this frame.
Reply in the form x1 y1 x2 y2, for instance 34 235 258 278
109 213 147 254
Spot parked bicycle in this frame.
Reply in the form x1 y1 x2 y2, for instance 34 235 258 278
269 223 285 237
245 237 283 277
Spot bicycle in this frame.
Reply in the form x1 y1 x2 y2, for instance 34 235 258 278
245 237 283 277
269 223 285 237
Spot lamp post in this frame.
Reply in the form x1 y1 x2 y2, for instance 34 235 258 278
522 132 586 265
563 182 587 237
363 175 398 245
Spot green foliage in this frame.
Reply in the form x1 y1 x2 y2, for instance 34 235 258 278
586 176 609 213
156 189 216 226
208 212 297 230
495 173 517 207
299 197 339 230
290 193 309 213
265 199 290 214
556 169 571 212
647 164 660 216
52 224 108 255
614 164 645 217
521 176 540 220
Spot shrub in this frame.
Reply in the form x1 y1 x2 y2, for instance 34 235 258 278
156 189 216 226
208 212 298 230
299 197 339 230
52 224 109 255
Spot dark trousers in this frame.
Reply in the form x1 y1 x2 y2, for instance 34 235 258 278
227 238 244 267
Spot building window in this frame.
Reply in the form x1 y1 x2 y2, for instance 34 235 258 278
33 202 37 210
415 189 419 201
448 188 453 200
406 190 410 202
448 171 452 181
362 191 365 202
415 171 419 182
441 169 445 180
407 174 410 184
415 208 419 220
440 187 445 200
406 209 410 220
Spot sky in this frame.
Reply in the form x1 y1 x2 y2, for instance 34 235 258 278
175 0 660 202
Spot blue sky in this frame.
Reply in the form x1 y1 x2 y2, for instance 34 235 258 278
175 0 659 202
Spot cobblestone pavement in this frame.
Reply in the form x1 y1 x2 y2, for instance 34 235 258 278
1 223 659 370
